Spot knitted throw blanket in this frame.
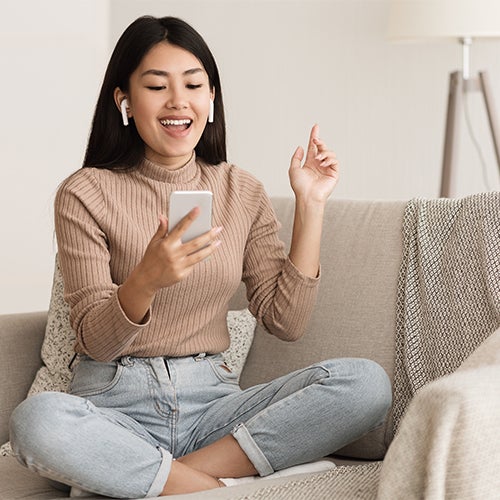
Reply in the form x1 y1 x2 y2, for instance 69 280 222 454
391 192 500 436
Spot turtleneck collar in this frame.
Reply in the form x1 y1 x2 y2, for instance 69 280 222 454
138 153 200 184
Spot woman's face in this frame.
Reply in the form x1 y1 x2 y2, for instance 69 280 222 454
124 42 213 169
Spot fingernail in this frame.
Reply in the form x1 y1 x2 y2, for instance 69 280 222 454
214 226 223 234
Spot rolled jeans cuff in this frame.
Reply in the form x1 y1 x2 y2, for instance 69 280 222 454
145 447 171 498
232 423 274 477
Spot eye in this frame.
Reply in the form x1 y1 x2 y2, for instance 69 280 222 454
146 86 166 91
187 84 203 89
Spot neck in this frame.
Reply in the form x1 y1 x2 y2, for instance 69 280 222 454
144 151 195 171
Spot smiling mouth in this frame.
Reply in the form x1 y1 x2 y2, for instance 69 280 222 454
160 118 192 130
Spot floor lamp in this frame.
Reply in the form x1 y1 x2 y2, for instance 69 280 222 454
388 0 500 197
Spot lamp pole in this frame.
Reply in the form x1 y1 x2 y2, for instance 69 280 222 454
440 38 500 197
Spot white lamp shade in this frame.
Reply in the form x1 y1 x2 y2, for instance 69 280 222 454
388 0 500 40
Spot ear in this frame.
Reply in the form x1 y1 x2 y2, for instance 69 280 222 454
114 87 129 114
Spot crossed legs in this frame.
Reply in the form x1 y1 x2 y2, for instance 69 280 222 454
10 358 391 497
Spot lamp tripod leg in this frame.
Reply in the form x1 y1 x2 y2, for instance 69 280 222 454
440 71 462 198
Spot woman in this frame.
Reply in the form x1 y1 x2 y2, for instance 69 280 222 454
10 16 391 498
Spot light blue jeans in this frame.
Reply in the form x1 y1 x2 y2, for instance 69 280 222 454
10 354 391 498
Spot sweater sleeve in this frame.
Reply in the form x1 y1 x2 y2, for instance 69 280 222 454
54 171 150 361
239 173 320 341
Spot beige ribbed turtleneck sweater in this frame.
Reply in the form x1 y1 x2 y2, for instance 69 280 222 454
54 155 319 362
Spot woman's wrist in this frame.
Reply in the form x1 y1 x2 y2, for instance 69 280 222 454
294 193 327 213
129 261 161 298
118 266 157 324
293 196 326 229
289 196 325 278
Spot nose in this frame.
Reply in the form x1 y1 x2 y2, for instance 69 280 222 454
166 84 188 110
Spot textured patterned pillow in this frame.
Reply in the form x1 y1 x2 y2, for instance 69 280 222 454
223 308 256 375
0 257 256 457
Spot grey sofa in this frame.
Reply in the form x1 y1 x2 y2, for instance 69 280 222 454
1 196 498 500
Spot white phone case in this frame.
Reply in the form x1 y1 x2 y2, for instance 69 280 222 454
168 191 213 243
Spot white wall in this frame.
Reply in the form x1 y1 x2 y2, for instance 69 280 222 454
1 0 499 314
109 0 500 200
0 0 109 314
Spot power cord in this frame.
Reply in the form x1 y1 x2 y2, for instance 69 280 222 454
462 89 495 191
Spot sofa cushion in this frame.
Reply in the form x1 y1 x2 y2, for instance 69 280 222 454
0 312 46 446
0 455 67 499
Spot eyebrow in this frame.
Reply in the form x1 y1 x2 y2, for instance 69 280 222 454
140 68 205 78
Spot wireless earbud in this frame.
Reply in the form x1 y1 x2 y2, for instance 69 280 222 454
120 98 129 126
208 99 214 123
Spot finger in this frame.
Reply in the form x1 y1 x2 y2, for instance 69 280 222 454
320 161 339 175
185 238 222 263
316 151 338 166
313 137 332 155
289 146 304 171
315 150 335 162
306 124 320 161
182 226 223 255
152 215 169 241
169 207 200 238
165 238 221 284
322 159 339 170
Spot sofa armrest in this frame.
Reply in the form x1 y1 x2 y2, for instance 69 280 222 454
0 311 47 443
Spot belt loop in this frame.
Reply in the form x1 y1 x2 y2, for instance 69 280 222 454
194 353 207 361
119 356 134 367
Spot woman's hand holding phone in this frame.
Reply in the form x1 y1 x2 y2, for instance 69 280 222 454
117 192 222 324
140 208 222 291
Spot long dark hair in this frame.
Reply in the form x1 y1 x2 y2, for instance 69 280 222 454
83 16 226 169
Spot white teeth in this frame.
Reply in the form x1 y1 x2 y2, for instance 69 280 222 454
160 119 192 126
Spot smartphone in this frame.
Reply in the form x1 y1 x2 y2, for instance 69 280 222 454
168 190 213 243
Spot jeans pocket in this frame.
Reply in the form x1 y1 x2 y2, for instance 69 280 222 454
69 356 124 397
207 355 239 385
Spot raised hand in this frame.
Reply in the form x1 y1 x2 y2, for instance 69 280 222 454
288 124 339 204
